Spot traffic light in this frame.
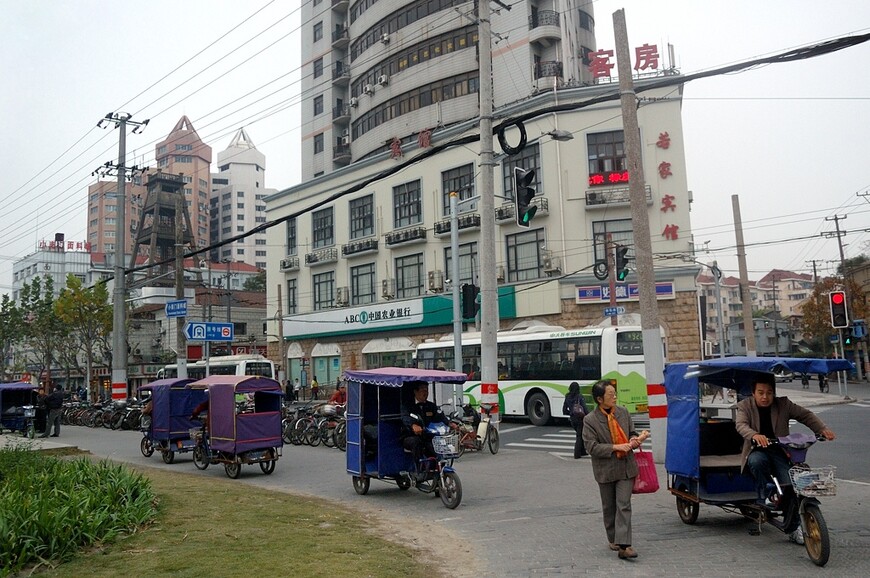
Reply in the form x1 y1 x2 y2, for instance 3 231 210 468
514 167 537 227
845 331 853 346
461 283 480 319
828 290 849 328
615 245 629 281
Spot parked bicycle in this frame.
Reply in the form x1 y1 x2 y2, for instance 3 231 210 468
450 402 499 455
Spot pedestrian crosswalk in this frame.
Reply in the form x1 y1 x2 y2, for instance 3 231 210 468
504 427 653 458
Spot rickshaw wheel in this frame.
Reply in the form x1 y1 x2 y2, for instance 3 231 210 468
487 426 500 454
225 462 242 479
802 503 830 566
676 495 699 524
260 459 276 475
192 446 209 470
161 450 175 464
352 475 370 495
439 472 462 509
396 474 412 490
140 437 154 457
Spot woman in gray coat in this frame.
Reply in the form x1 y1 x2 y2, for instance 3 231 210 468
582 379 650 559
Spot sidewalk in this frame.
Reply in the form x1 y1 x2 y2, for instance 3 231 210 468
0 432 77 452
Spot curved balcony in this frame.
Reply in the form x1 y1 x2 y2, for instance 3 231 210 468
534 60 563 80
332 62 350 86
333 143 351 165
529 10 561 47
332 27 349 49
332 104 350 124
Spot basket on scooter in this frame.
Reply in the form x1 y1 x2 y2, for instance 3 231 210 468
789 465 836 497
432 433 459 458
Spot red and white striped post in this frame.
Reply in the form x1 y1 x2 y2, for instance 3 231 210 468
480 381 499 428
647 382 667 463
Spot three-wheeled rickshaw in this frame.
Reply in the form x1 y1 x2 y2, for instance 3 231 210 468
0 382 39 438
665 356 852 567
137 377 203 463
344 367 466 509
188 375 284 479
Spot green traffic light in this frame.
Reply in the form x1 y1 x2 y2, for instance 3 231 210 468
521 206 537 224
617 270 628 281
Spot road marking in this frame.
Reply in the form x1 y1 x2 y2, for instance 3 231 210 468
851 402 870 408
496 424 537 433
507 442 575 450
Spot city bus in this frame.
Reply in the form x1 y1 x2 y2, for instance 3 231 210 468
156 354 276 381
415 324 665 425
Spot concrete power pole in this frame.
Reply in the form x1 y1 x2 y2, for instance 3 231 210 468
478 0 499 424
97 112 148 401
613 11 664 459
732 195 757 356
175 183 187 379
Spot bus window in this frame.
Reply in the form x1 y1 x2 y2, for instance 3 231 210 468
616 331 644 356
246 362 273 377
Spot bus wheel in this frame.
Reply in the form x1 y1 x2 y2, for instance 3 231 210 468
526 392 551 426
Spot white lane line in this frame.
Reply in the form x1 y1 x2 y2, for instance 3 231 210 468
496 424 537 433
506 442 575 449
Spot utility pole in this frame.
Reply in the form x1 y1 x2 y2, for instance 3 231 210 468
711 262 726 357
825 214 860 385
477 0 499 425
175 180 187 380
772 279 779 357
223 259 233 355
450 191 463 411
97 112 148 401
614 10 664 460
277 283 286 383
732 195 757 356
806 259 822 283
607 234 617 326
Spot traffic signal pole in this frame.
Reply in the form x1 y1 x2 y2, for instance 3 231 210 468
607 234 617 326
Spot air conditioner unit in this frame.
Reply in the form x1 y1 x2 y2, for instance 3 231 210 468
363 84 374 95
427 270 444 292
377 74 389 86
336 286 349 306
341 135 350 145
496 265 505 283
703 340 713 358
381 33 390 44
381 278 395 299
349 97 358 107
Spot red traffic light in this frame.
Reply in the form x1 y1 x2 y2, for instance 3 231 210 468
831 292 845 305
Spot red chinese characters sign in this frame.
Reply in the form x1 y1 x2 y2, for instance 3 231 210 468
39 240 91 252
588 43 662 78
588 170 629 187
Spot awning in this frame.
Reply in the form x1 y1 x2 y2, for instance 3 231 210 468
361 336 415 354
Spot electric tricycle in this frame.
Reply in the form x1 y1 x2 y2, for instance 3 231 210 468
665 356 852 567
188 375 284 479
344 367 467 509
0 382 39 438
137 377 202 463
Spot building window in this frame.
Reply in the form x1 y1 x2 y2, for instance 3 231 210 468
313 57 323 78
393 180 422 228
237 248 244 255
441 164 475 217
255 250 266 257
587 130 627 179
395 253 423 298
312 207 334 248
506 229 546 282
351 263 376 305
444 242 478 286
313 21 323 42
174 155 192 163
287 279 297 314
501 143 541 202
592 219 634 263
286 218 296 255
176 143 192 151
579 9 594 31
313 271 335 310
349 195 374 239
237 203 244 209
314 133 324 154
314 95 323 116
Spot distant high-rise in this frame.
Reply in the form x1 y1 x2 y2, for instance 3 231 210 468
210 128 276 269
300 0 597 180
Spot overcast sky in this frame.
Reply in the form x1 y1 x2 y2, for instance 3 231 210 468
2 0 869 296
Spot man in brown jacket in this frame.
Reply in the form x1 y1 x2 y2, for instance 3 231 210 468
735 373 835 504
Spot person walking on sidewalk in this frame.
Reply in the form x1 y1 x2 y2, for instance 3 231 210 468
40 385 65 438
310 376 320 400
562 381 588 458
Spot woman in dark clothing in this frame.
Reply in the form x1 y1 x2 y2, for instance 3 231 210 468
562 381 589 458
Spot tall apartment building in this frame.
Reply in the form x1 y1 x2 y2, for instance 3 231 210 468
210 128 277 269
87 116 213 261
266 1 701 383
300 0 596 180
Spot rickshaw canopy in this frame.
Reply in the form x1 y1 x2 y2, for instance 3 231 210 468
664 357 854 478
138 377 194 393
342 367 467 387
188 374 284 393
137 377 201 441
0 382 39 391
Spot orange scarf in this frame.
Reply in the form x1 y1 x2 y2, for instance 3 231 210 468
602 407 628 458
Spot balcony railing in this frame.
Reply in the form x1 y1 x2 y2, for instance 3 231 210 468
332 104 351 122
332 62 350 84
534 60 563 79
304 247 338 266
333 144 351 164
279 256 299 271
433 213 481 236
585 185 652 208
385 226 427 246
331 27 350 48
529 10 559 28
341 238 378 257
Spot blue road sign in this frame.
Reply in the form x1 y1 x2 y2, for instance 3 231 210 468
829 334 839 344
183 322 234 342
604 306 626 316
165 299 188 318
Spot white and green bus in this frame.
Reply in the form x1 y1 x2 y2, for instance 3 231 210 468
415 325 665 425
156 354 276 381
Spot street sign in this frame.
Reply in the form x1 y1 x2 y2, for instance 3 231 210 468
829 334 839 344
183 322 234 342
604 306 626 316
165 299 188 318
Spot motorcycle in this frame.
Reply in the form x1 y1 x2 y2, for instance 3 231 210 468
449 402 499 455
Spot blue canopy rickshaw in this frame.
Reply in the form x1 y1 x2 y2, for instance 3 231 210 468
0 382 39 438
137 377 201 463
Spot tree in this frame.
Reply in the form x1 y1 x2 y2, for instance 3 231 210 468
837 254 869 276
19 276 64 390
55 275 113 400
243 270 267 292
800 276 867 342
0 294 25 380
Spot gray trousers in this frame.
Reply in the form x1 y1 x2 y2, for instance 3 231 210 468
45 408 62 436
597 477 634 546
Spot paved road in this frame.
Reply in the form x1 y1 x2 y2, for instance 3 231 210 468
6 385 869 577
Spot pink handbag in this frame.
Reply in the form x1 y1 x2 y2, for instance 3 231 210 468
632 448 659 494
